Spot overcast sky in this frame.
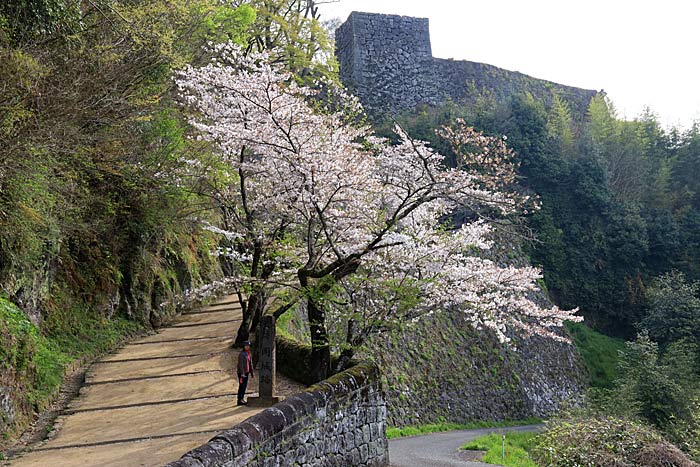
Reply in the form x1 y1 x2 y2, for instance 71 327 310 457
317 0 700 130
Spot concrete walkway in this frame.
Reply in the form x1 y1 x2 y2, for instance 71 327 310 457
389 425 541 467
7 296 296 467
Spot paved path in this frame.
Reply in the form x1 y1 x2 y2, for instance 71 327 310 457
389 425 542 467
7 296 299 467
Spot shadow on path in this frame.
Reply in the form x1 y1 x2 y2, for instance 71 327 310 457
5 295 304 467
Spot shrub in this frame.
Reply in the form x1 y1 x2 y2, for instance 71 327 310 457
643 271 700 348
532 416 698 467
605 333 700 457
634 442 700 467
615 332 690 428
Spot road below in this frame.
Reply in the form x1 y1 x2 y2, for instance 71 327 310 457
389 424 542 467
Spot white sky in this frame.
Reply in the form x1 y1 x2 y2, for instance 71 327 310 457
317 0 700 130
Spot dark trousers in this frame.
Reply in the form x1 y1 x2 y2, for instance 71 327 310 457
237 374 248 403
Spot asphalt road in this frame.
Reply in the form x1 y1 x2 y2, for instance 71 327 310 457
389 424 542 467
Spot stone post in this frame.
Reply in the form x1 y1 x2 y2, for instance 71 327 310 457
248 315 282 407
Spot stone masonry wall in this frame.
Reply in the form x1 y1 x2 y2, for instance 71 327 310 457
336 12 438 113
368 230 586 427
371 309 585 427
336 11 597 117
165 362 389 467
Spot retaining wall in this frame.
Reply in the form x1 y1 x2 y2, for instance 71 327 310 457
165 362 389 467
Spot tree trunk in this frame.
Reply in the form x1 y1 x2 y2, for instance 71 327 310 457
334 318 357 373
233 291 255 344
308 296 330 383
334 348 355 374
234 295 252 345
235 288 268 346
219 253 235 277
250 292 265 336
300 259 361 382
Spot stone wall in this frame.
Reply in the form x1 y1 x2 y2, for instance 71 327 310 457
370 229 586 427
372 308 585 427
336 11 597 118
165 362 389 467
336 12 437 114
275 335 336 386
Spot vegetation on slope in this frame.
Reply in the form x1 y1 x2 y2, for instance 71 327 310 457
0 297 140 442
0 0 341 442
394 94 700 340
565 322 624 388
0 0 259 441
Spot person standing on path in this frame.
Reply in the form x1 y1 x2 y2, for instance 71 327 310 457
237 340 254 406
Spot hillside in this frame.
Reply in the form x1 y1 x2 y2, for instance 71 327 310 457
0 0 246 444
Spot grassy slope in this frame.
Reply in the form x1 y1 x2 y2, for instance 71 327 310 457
462 431 539 467
0 297 142 441
565 322 625 388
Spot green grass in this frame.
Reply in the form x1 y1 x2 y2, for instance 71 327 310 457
462 431 539 467
0 297 142 414
386 417 541 439
276 308 296 340
566 321 625 388
276 305 311 343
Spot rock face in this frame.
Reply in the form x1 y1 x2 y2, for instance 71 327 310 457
336 11 598 117
0 386 16 434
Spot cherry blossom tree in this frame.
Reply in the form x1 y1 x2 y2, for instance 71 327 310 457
176 44 581 382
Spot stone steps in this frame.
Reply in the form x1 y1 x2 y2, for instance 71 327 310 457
170 310 238 326
133 322 234 344
69 371 235 412
10 432 222 467
98 337 233 362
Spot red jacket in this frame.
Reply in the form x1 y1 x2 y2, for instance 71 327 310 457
237 349 253 376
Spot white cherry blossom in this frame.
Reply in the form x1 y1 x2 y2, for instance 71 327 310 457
176 44 581 376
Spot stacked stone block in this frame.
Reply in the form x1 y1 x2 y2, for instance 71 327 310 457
165 362 389 467
336 12 439 114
